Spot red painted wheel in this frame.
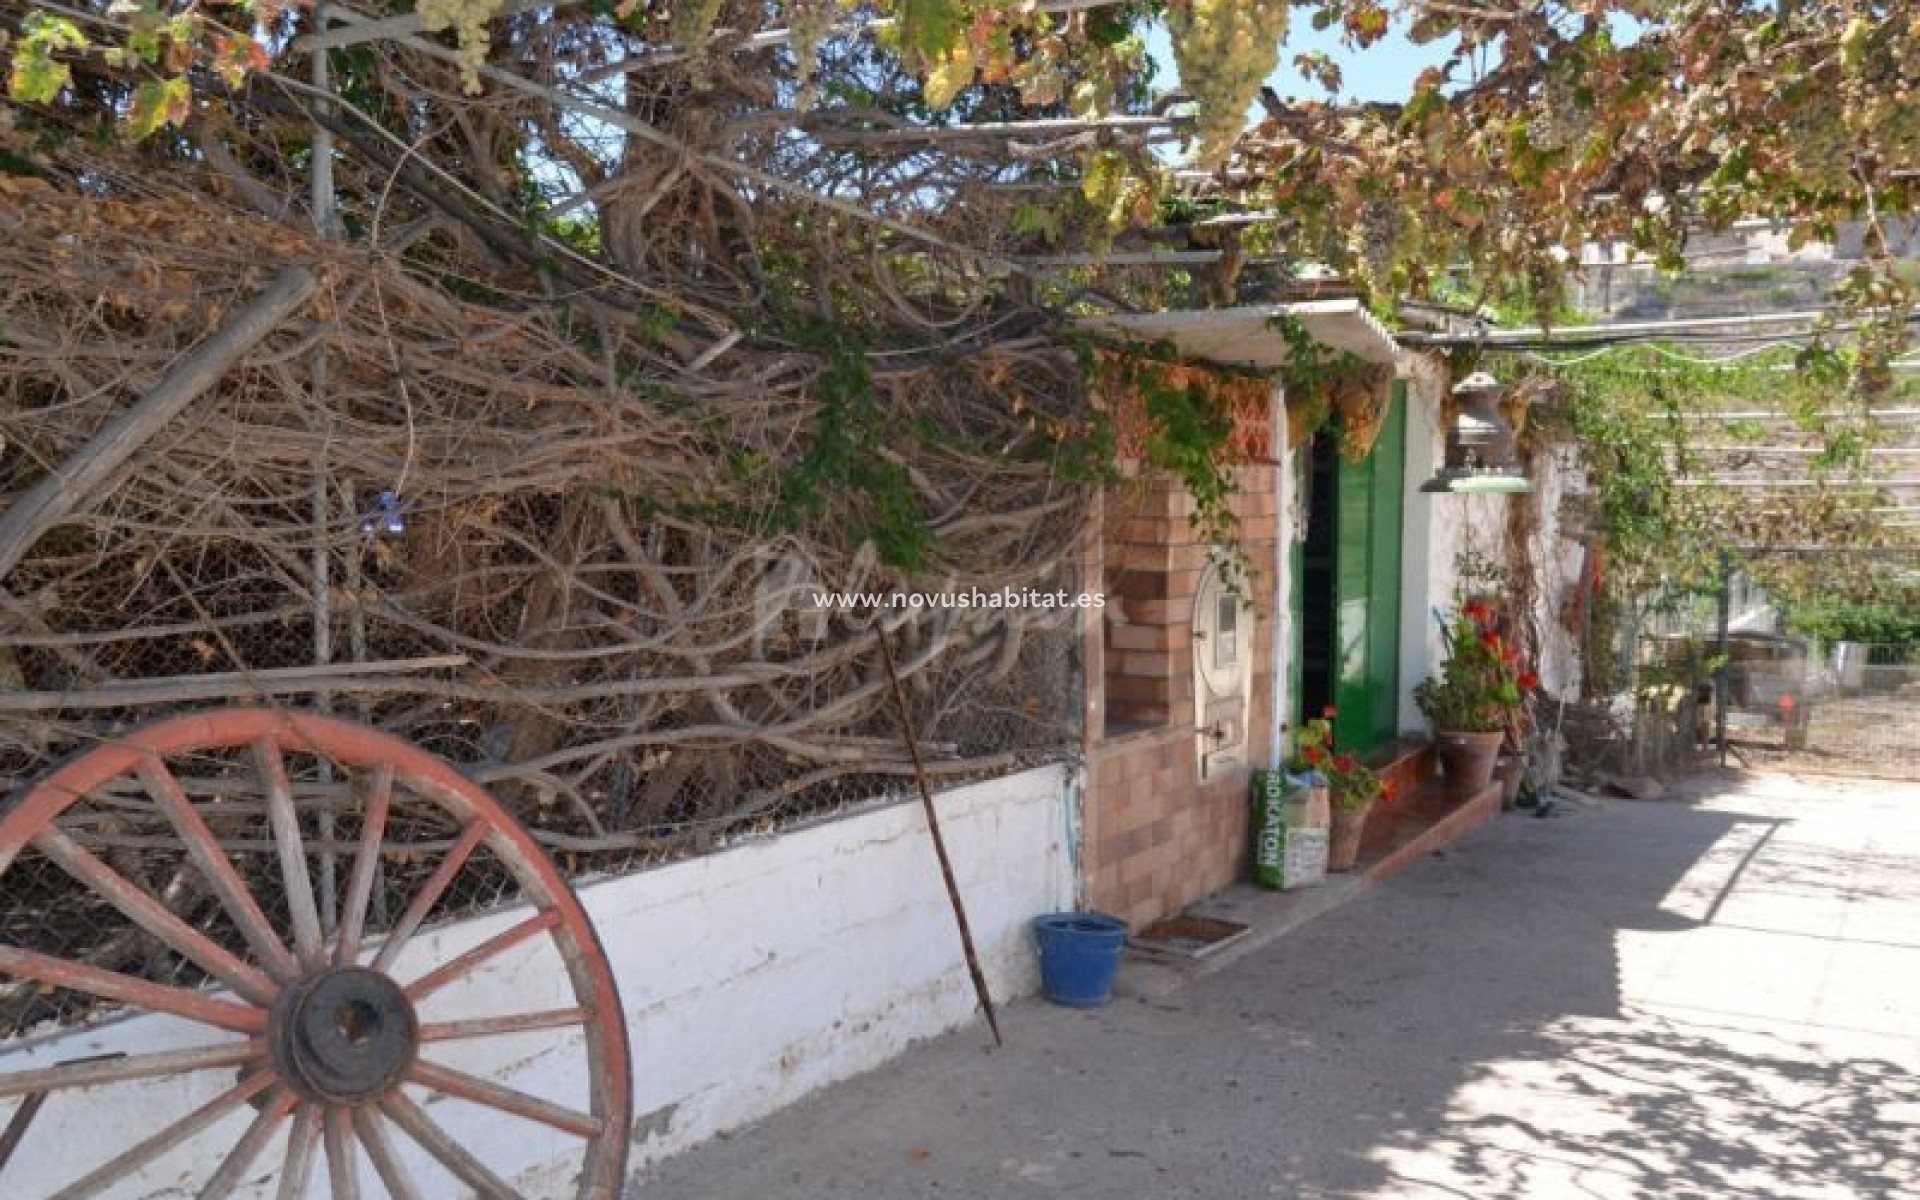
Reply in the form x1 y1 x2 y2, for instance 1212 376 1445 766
0 709 630 1200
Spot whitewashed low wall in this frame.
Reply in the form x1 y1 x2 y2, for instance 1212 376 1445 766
0 763 1078 1198
603 762 1077 1173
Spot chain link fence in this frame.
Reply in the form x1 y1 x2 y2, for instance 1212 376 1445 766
1726 640 1920 779
1559 569 1920 785
1561 582 1722 784
1 594 1084 1042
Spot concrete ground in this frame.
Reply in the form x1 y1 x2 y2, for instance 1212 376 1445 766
633 769 1920 1200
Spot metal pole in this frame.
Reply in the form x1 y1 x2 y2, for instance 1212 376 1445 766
1715 550 1731 768
874 624 1003 1048
310 3 341 928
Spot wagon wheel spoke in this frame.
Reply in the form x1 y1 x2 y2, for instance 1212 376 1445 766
380 1090 529 1200
353 1106 427 1200
408 1059 605 1138
370 820 488 973
254 739 327 971
196 1088 298 1200
28 825 280 1006
274 1104 323 1200
0 946 265 1033
323 1106 361 1200
418 1007 592 1043
404 910 560 1001
137 755 301 981
334 763 393 966
0 1042 262 1098
44 1070 275 1200
2 709 631 1200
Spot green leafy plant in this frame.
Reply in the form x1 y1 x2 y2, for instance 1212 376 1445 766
1414 600 1537 734
776 324 933 572
1086 342 1243 559
1289 708 1393 812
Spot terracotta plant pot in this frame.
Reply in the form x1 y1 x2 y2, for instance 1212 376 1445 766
1495 754 1525 810
1327 799 1375 873
1435 729 1505 798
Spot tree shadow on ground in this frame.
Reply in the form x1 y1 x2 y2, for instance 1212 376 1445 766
636 773 1920 1200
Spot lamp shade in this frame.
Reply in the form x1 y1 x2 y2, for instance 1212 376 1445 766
1421 372 1534 494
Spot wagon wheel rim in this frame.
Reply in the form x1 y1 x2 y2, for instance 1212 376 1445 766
0 709 631 1200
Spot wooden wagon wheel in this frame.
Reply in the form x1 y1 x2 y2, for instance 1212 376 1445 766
0 709 631 1200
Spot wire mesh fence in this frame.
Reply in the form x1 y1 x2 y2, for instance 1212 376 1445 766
0 606 1084 1043
1 587 1085 1043
1559 569 1920 786
1560 583 1722 783
1725 641 1920 779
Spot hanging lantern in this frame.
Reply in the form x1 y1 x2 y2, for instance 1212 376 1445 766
1419 372 1535 494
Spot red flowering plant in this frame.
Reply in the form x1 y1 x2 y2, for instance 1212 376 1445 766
1289 706 1393 811
1413 599 1538 735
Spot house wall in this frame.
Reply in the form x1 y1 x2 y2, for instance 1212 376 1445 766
1396 357 1586 733
1083 465 1279 931
1398 358 1507 733
0 765 1076 1198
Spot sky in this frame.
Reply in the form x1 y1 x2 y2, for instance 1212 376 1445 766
1142 15 1462 107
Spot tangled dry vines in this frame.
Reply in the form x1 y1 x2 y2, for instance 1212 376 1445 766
0 162 1091 866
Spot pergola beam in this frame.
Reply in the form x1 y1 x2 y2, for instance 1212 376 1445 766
806 115 1187 146
1687 446 1920 455
576 0 1128 79
1671 477 1920 488
299 0 1127 63
1675 408 1920 421
297 0 581 53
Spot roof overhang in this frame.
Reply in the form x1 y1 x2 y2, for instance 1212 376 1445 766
1076 299 1402 374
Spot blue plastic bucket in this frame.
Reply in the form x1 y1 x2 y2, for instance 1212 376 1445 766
1032 912 1128 1007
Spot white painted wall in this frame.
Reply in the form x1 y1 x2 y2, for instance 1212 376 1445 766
0 765 1078 1198
1396 360 1588 731
1522 447 1585 698
1397 369 1445 735
1396 359 1576 732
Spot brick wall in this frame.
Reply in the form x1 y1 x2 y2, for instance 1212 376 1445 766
1082 466 1280 931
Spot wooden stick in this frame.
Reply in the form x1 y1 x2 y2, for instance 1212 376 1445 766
0 266 318 581
874 624 1003 1048
0 655 467 712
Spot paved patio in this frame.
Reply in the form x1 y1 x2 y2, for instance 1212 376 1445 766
633 768 1920 1199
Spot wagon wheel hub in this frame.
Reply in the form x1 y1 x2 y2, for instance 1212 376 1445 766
269 966 419 1105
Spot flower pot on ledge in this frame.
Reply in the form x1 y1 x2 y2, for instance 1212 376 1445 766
1326 798 1376 873
1435 730 1504 798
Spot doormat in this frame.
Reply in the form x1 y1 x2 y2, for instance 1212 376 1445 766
1132 914 1251 961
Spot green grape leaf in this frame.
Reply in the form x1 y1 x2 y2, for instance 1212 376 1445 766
8 14 88 104
922 42 974 110
898 0 962 65
8 48 72 104
127 75 191 140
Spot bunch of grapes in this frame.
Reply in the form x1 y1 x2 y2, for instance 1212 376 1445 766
415 0 504 95
1166 0 1289 165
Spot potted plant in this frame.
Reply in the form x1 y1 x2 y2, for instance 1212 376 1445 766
1414 599 1538 797
1291 710 1394 872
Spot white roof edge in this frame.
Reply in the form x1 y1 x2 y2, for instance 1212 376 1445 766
1075 299 1403 371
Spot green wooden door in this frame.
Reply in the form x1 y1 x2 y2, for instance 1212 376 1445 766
1332 384 1407 753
